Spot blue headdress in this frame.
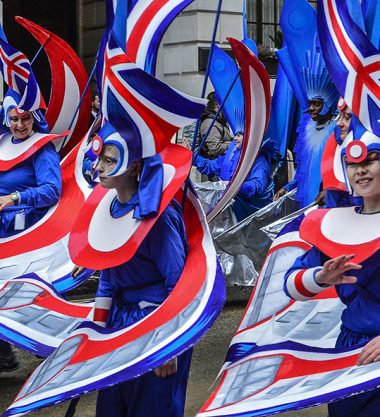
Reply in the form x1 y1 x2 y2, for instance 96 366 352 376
1 89 49 134
301 35 339 116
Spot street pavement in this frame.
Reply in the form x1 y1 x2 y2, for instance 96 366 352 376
0 289 326 417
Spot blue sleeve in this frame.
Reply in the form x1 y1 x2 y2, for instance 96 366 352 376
19 143 62 208
194 154 222 177
239 155 270 198
97 269 115 298
148 206 187 294
284 179 297 192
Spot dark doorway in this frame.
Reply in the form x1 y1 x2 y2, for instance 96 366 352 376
3 0 77 101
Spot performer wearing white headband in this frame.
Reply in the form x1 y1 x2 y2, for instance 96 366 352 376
284 129 380 417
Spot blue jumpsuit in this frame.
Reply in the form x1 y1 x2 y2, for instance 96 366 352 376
96 198 192 417
285 245 380 417
195 142 273 221
0 141 61 237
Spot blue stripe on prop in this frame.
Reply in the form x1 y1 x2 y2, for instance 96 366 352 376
117 67 205 119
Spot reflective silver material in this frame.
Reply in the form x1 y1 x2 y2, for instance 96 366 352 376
194 184 307 286
214 190 311 285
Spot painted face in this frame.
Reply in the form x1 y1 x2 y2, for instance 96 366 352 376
346 151 380 199
307 99 324 121
234 133 243 149
8 108 34 140
96 145 140 189
336 108 352 141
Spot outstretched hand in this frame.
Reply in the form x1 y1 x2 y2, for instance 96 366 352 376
357 336 380 366
315 254 361 286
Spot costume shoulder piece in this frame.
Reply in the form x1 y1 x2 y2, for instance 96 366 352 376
300 207 380 264
0 131 68 171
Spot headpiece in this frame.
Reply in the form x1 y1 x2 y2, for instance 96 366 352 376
1 89 49 134
301 35 339 116
340 128 380 194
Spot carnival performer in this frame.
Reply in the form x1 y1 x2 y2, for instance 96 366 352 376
324 98 363 208
273 38 338 207
284 131 380 417
91 141 191 417
194 132 273 221
0 91 62 372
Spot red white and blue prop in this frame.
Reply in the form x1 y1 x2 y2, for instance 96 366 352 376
0 31 45 111
0 186 225 417
69 144 193 269
0 133 93 293
106 0 196 75
317 0 380 136
0 131 69 171
0 274 93 357
206 37 271 222
197 213 380 417
100 32 206 169
16 17 92 155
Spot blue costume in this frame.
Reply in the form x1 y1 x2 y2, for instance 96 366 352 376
96 199 192 417
195 141 273 221
284 116 336 207
284 210 380 417
0 142 61 238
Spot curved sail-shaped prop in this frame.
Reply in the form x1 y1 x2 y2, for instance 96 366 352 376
278 0 317 110
101 32 206 165
197 215 380 417
206 38 271 223
15 16 92 154
1 187 225 417
101 0 197 77
0 133 93 293
0 275 93 357
125 0 196 75
209 44 244 135
0 27 45 111
317 0 380 136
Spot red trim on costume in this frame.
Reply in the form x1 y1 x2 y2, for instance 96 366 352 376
0 131 69 171
294 270 317 298
68 144 192 270
93 309 109 324
321 132 346 191
300 208 380 264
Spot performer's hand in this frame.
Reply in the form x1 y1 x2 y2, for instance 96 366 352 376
273 188 287 201
72 265 85 277
357 336 380 366
154 357 177 378
0 195 14 211
314 190 326 206
315 254 360 286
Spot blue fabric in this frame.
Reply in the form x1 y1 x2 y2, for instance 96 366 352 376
96 349 192 417
0 141 61 237
284 179 297 192
194 141 273 221
324 190 363 208
96 202 189 417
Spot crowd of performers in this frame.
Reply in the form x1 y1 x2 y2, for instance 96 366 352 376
0 1 379 417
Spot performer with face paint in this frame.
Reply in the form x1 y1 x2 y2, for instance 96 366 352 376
0 91 62 372
284 130 380 417
87 124 191 417
273 37 338 207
